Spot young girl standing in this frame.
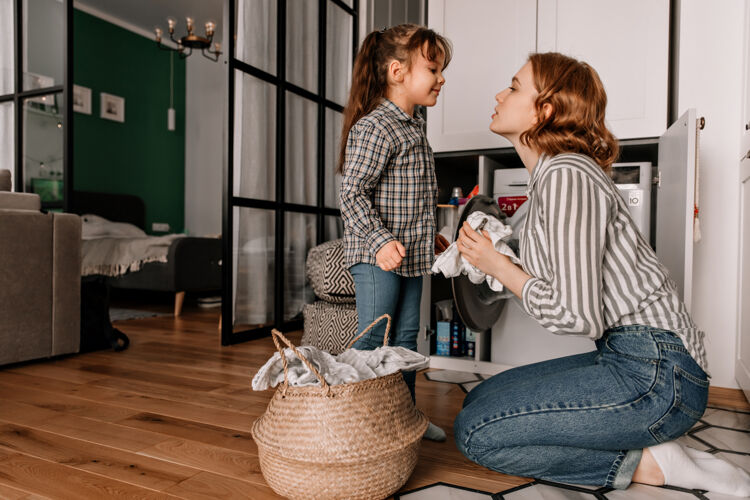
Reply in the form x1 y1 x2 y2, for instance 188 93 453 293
454 52 750 496
338 24 451 441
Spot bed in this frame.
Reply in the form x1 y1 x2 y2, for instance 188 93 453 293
70 191 222 316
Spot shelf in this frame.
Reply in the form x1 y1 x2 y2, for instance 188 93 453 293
25 104 62 120
428 354 512 375
433 354 474 362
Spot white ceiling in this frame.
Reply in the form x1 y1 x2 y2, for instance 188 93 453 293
75 0 224 42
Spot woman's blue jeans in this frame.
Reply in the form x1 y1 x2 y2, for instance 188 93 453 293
349 263 423 402
454 325 709 489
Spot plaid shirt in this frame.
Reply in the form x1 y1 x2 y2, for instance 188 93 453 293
340 99 438 277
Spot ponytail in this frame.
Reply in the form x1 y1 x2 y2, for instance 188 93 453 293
337 31 387 173
336 24 452 173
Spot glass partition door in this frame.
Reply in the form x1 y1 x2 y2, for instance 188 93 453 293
0 0 71 209
0 0 14 178
223 0 357 343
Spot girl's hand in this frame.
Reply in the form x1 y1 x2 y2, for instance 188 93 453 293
456 221 508 277
435 233 450 255
376 240 406 271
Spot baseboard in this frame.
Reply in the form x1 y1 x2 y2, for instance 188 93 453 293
735 358 750 403
708 385 750 411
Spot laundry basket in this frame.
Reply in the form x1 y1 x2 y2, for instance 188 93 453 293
251 315 429 500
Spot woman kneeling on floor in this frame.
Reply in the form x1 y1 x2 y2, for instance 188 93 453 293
453 51 750 497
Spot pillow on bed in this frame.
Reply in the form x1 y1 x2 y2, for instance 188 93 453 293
81 213 148 240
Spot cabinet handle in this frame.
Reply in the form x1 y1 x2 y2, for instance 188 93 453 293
746 122 750 130
742 150 750 161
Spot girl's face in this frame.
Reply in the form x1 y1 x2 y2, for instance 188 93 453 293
490 61 539 140
401 46 446 108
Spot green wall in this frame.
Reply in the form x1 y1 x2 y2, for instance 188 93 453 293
73 9 186 233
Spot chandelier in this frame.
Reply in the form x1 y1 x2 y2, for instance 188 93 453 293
154 17 222 62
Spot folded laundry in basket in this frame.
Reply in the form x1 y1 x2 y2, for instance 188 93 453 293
431 211 521 292
252 345 430 390
336 347 429 381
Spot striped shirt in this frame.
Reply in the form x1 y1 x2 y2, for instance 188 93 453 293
519 153 708 374
339 99 438 277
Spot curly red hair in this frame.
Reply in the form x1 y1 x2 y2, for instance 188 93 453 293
520 52 619 171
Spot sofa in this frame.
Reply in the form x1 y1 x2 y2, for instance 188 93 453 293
0 169 82 366
301 239 358 354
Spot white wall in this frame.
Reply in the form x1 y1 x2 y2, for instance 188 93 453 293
675 0 746 388
184 54 224 237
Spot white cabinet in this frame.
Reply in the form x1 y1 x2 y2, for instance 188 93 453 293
426 0 669 152
536 0 669 140
654 109 698 312
426 0 536 152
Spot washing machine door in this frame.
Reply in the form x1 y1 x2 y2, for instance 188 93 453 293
451 195 510 331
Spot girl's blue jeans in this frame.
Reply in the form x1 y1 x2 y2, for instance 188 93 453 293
454 325 709 489
349 263 423 402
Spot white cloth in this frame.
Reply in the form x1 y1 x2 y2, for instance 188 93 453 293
431 211 521 292
80 213 187 277
81 234 184 277
81 214 147 240
252 345 430 390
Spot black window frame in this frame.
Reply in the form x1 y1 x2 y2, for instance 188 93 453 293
222 0 358 344
0 0 72 210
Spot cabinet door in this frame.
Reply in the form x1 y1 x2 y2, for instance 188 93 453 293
736 2 750 400
738 157 750 399
656 109 697 312
537 0 669 139
427 0 536 152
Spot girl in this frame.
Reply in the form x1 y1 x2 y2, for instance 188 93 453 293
338 24 451 441
453 52 750 496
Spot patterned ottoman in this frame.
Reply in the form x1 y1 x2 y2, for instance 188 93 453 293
301 301 358 355
302 239 359 354
305 239 356 304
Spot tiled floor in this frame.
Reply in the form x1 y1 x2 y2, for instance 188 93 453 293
397 370 750 499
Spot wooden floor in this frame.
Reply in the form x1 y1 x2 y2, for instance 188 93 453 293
0 306 747 499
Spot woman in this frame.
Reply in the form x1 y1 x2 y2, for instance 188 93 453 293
453 52 750 496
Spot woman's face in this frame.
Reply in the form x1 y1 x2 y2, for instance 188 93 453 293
489 61 539 140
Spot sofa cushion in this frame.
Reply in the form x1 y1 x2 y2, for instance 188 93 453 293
0 192 41 211
306 238 355 303
52 213 81 356
0 211 53 366
301 300 358 355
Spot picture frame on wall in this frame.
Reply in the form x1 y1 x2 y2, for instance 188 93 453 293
73 85 92 114
100 92 125 122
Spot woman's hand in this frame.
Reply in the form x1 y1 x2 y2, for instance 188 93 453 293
457 221 531 299
456 221 508 278
435 233 450 255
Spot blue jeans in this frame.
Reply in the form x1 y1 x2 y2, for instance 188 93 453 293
349 263 423 402
454 325 709 489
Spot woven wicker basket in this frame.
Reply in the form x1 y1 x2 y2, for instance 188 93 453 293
252 315 429 500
